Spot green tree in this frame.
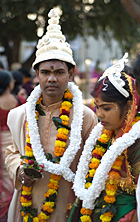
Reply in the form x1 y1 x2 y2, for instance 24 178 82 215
0 0 140 69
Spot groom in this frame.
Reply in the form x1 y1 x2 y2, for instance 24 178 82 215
5 8 97 222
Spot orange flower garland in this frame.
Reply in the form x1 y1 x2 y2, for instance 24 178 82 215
80 129 113 222
100 154 124 222
80 113 140 222
20 89 73 222
100 113 140 222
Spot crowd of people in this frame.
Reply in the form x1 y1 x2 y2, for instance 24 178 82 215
0 54 39 222
0 70 26 221
1 7 140 222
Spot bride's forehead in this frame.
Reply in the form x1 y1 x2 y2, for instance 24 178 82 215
95 97 115 107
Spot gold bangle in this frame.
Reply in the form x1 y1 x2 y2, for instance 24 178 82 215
20 170 24 175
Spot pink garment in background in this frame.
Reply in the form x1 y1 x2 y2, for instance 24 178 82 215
0 95 26 221
118 209 136 222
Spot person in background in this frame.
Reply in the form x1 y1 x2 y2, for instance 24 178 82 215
18 67 33 96
32 74 39 89
5 8 97 222
89 60 103 113
17 87 28 100
11 70 23 95
90 59 103 93
0 70 26 222
10 62 22 72
72 53 140 222
132 53 140 222
132 53 140 96
11 70 28 101
0 61 4 70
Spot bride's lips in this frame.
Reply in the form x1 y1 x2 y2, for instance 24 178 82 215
101 121 107 126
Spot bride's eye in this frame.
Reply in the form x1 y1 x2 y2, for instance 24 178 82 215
104 107 111 111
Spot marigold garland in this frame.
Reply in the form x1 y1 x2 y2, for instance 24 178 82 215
79 129 113 222
20 89 73 221
79 113 140 222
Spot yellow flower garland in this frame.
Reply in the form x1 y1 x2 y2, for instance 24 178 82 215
80 113 140 222
20 89 73 221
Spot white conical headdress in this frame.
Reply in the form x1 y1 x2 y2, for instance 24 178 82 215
32 9 76 68
99 53 129 98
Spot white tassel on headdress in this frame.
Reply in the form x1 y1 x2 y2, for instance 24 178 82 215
99 53 128 81
99 53 129 98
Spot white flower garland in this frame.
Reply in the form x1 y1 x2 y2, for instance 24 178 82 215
73 120 140 209
26 82 83 182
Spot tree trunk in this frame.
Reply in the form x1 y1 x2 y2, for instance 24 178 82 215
1 37 12 69
12 37 21 63
1 36 21 69
22 47 36 70
120 0 140 24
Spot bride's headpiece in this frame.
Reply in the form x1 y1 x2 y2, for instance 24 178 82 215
99 53 129 98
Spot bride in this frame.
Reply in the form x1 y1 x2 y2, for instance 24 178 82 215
71 53 140 222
